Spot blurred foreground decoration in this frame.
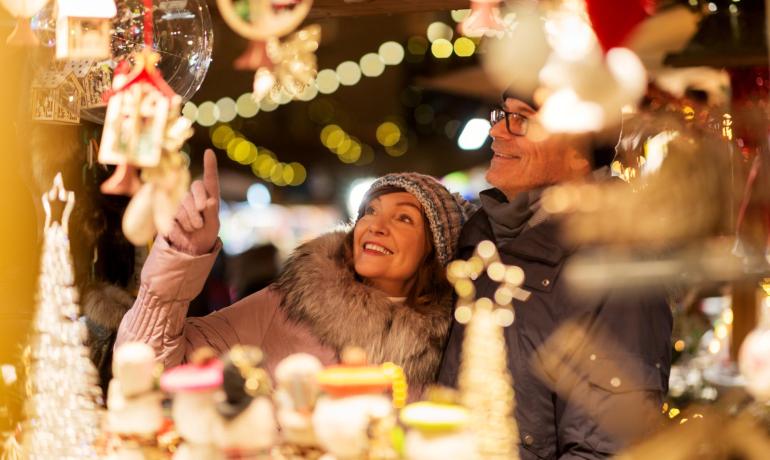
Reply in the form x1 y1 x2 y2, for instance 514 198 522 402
0 0 48 45
480 1 687 134
21 174 103 458
534 322 667 449
448 241 523 460
98 10 193 246
217 0 319 102
29 0 214 123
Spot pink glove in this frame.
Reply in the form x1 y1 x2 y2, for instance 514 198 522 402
165 149 221 256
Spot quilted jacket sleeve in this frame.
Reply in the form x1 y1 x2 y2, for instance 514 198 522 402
115 237 233 368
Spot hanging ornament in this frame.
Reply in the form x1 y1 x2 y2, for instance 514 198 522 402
460 0 506 38
585 0 652 52
99 0 192 246
55 0 116 60
217 0 319 102
253 24 320 101
0 0 48 45
30 60 86 124
31 60 113 125
234 40 271 71
217 0 312 41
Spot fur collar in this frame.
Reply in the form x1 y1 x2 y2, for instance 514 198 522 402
274 231 453 386
82 282 135 330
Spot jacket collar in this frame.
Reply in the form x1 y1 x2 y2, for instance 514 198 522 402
460 193 576 266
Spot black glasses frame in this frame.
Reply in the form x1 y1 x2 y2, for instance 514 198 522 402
489 108 529 136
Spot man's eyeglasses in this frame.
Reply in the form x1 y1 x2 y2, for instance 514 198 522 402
489 108 529 136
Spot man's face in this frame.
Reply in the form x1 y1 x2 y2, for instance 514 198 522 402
486 97 579 198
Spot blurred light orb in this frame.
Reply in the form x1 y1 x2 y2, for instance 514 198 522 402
359 53 385 77
182 101 198 121
378 41 405 65
247 183 271 208
196 101 219 127
407 36 428 55
451 9 471 23
376 122 401 147
236 93 259 118
288 162 307 186
216 97 237 123
347 178 377 218
454 37 476 57
458 118 491 150
427 21 453 43
431 39 453 58
315 69 340 94
296 83 319 101
336 61 362 86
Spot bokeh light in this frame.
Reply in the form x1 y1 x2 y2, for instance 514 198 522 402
196 101 219 127
288 162 307 186
359 53 385 78
376 122 401 147
427 22 454 43
182 102 198 121
451 9 471 23
236 93 259 118
379 41 405 65
316 69 340 94
211 124 235 149
431 39 454 59
454 37 476 57
407 36 429 56
336 61 362 86
247 183 271 208
216 97 237 123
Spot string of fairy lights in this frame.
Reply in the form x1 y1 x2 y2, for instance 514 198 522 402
187 10 478 187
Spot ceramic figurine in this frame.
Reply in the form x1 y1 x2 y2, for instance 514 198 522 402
312 347 399 460
214 345 277 459
273 353 324 459
400 387 477 460
107 342 164 459
160 348 224 460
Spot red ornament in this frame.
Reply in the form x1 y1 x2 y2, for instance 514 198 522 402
585 0 654 52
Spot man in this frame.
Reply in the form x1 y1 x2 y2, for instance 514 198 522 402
437 94 672 459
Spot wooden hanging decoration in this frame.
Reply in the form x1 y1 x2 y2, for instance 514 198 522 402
56 0 117 60
99 0 193 246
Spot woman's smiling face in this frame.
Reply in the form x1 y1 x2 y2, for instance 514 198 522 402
353 191 428 297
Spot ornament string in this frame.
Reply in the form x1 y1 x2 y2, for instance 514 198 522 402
143 0 154 48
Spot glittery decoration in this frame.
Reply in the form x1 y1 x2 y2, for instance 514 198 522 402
21 173 104 459
448 240 521 460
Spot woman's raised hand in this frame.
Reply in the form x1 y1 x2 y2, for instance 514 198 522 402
166 149 221 256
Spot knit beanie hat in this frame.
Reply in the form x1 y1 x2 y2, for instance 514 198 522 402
357 173 470 266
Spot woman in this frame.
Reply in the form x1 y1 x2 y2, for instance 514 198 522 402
116 150 469 392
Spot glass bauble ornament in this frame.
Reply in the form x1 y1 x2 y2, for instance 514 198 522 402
30 0 56 47
31 0 213 123
111 0 213 102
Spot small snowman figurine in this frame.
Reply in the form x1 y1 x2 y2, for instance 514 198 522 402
160 347 224 460
273 353 324 459
312 347 399 460
400 387 477 460
107 342 164 459
214 345 278 459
